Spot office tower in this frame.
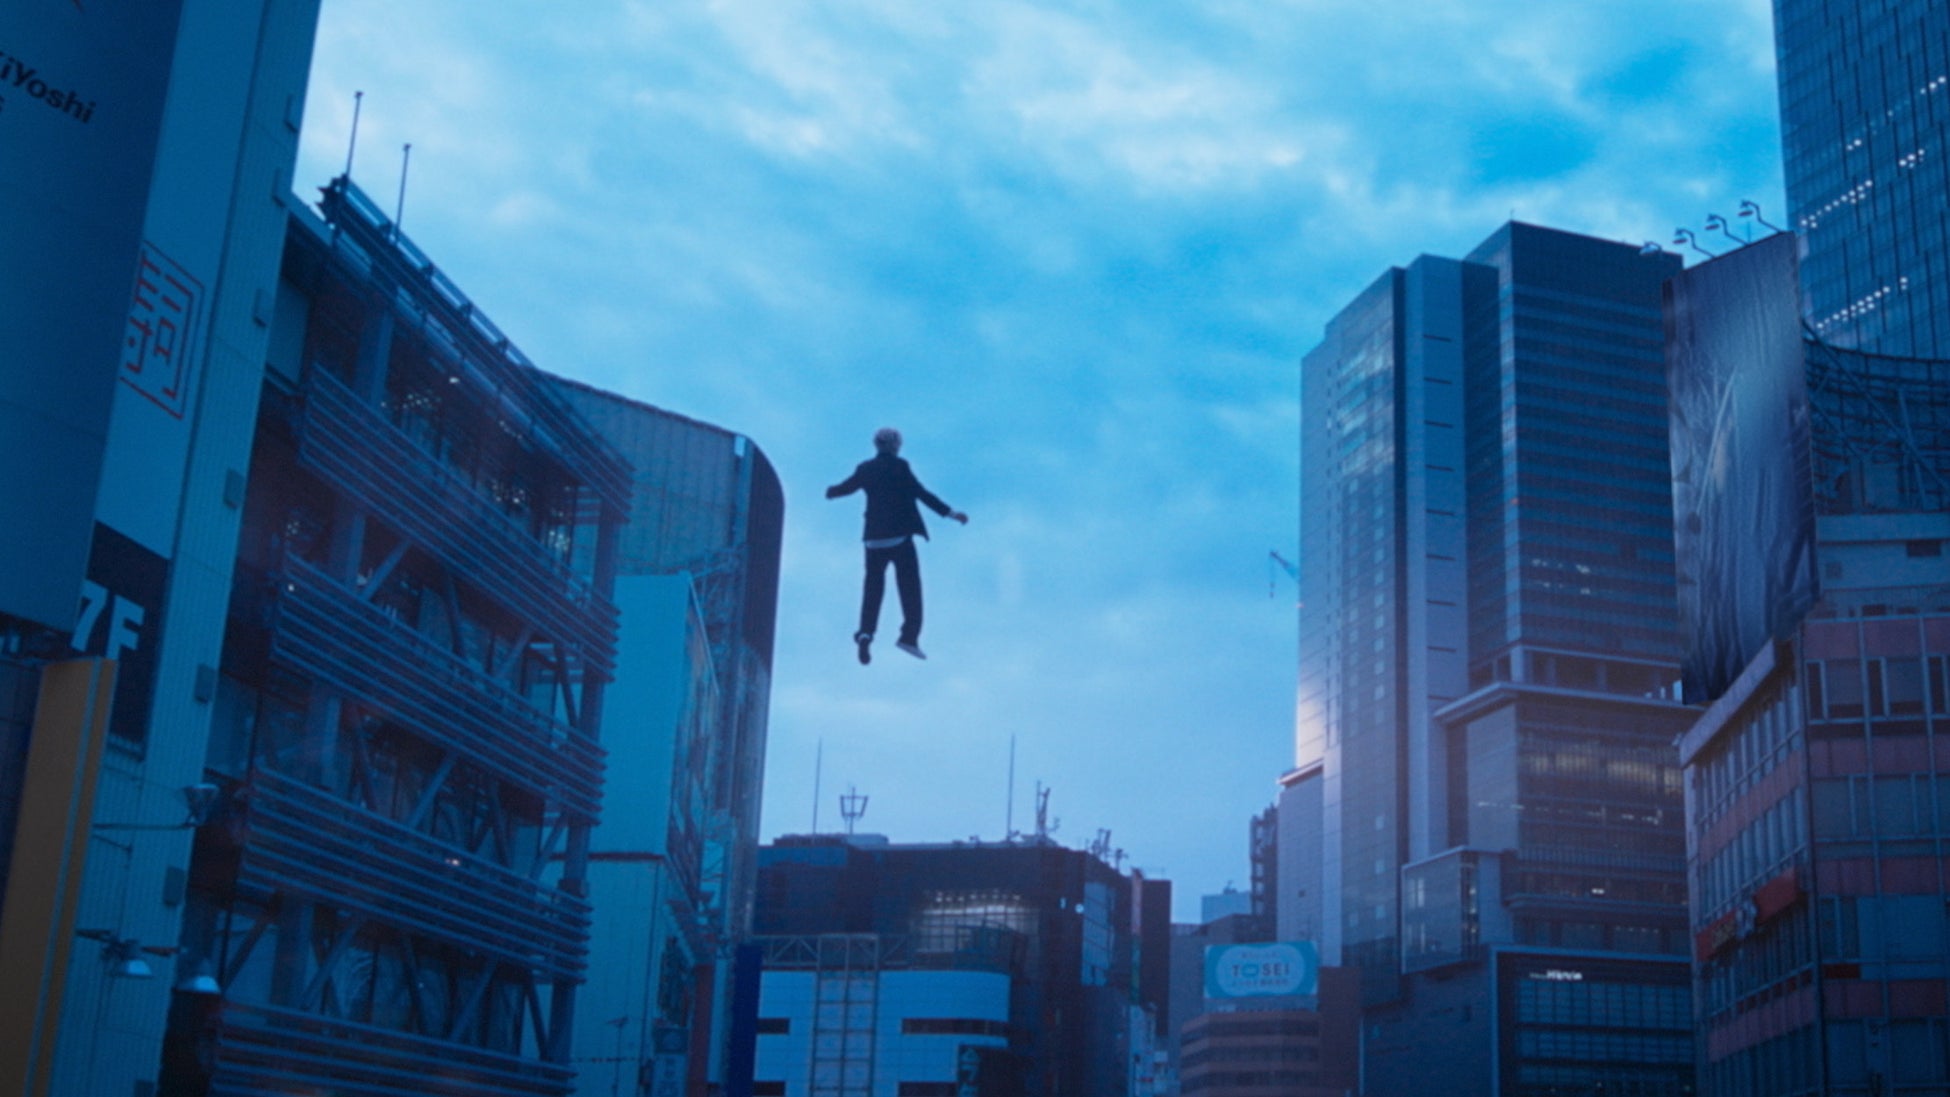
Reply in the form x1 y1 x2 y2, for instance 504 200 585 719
747 834 1170 1097
1671 218 1950 1091
1292 223 1696 1097
1775 0 1950 356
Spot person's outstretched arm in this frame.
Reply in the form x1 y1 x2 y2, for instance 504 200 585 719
826 469 864 499
910 476 967 524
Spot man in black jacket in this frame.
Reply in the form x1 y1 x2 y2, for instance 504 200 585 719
827 427 968 663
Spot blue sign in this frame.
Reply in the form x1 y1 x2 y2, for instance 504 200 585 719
1204 941 1320 998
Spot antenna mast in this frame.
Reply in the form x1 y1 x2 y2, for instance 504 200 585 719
394 142 412 237
811 739 823 834
344 90 363 178
840 785 868 836
1005 734 1016 840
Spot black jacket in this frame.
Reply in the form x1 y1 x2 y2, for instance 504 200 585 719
826 453 953 541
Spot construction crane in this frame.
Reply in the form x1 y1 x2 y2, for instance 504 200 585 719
1268 550 1299 598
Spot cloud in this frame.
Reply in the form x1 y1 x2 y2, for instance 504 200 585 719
295 0 1782 916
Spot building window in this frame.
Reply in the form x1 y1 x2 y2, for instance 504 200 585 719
756 1017 790 1034
752 1083 786 1096
896 1085 958 1096
901 1018 1008 1038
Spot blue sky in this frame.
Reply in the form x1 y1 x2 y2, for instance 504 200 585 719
294 0 1784 919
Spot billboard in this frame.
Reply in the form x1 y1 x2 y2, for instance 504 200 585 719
1204 941 1320 999
1666 232 1819 704
0 0 187 628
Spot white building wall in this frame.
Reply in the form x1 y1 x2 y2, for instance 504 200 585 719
573 573 715 1095
754 968 1011 1097
46 3 321 1095
874 970 1010 1093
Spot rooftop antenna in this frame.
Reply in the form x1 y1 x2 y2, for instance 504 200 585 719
393 143 413 239
1005 734 1016 840
1739 199 1786 235
811 739 823 834
344 90 364 178
1034 782 1058 842
840 785 868 836
1089 828 1112 860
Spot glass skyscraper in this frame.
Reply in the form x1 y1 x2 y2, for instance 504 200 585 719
1291 223 1697 1097
1775 0 1950 357
1668 5 1950 1085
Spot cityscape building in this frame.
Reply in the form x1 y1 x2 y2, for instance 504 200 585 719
1175 968 1359 1097
540 382 784 1095
1668 6 1950 1091
746 833 1171 1097
1288 222 1698 1096
1775 0 1950 358
1669 229 1950 1094
0 4 324 1094
151 175 635 1095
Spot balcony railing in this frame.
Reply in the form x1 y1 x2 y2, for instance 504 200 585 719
296 367 619 678
239 768 589 981
317 176 634 513
213 999 573 1097
271 554 604 821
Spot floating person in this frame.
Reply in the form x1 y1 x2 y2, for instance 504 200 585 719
826 427 968 664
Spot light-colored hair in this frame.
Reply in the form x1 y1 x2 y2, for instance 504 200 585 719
873 427 902 453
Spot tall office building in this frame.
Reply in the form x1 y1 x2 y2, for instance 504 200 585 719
1775 0 1950 357
1666 9 1950 1093
1670 202 1950 1095
1289 223 1697 1097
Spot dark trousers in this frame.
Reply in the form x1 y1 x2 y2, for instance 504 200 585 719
859 538 922 645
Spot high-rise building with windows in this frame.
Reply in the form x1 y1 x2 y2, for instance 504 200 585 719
1775 0 1950 357
1666 9 1950 1093
1669 210 1950 1096
1288 222 1697 1097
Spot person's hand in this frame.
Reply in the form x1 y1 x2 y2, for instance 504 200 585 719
952 511 969 525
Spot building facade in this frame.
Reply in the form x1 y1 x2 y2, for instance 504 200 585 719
1775 0 1950 358
1176 967 1359 1097
150 176 634 1095
1290 223 1698 1096
0 3 324 1094
542 384 785 1096
1670 228 1950 1095
748 835 1170 1097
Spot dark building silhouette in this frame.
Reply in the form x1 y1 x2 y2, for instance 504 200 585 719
747 834 1170 1097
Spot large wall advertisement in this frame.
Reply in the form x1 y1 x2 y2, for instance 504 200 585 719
1666 232 1819 704
1203 940 1321 999
0 1 186 630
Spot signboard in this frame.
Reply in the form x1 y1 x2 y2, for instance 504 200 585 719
69 523 168 745
1666 232 1818 703
1203 941 1320 999
0 0 188 628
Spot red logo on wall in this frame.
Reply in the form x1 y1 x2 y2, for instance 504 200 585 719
122 242 202 419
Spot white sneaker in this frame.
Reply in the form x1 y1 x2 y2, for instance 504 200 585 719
896 641 927 660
